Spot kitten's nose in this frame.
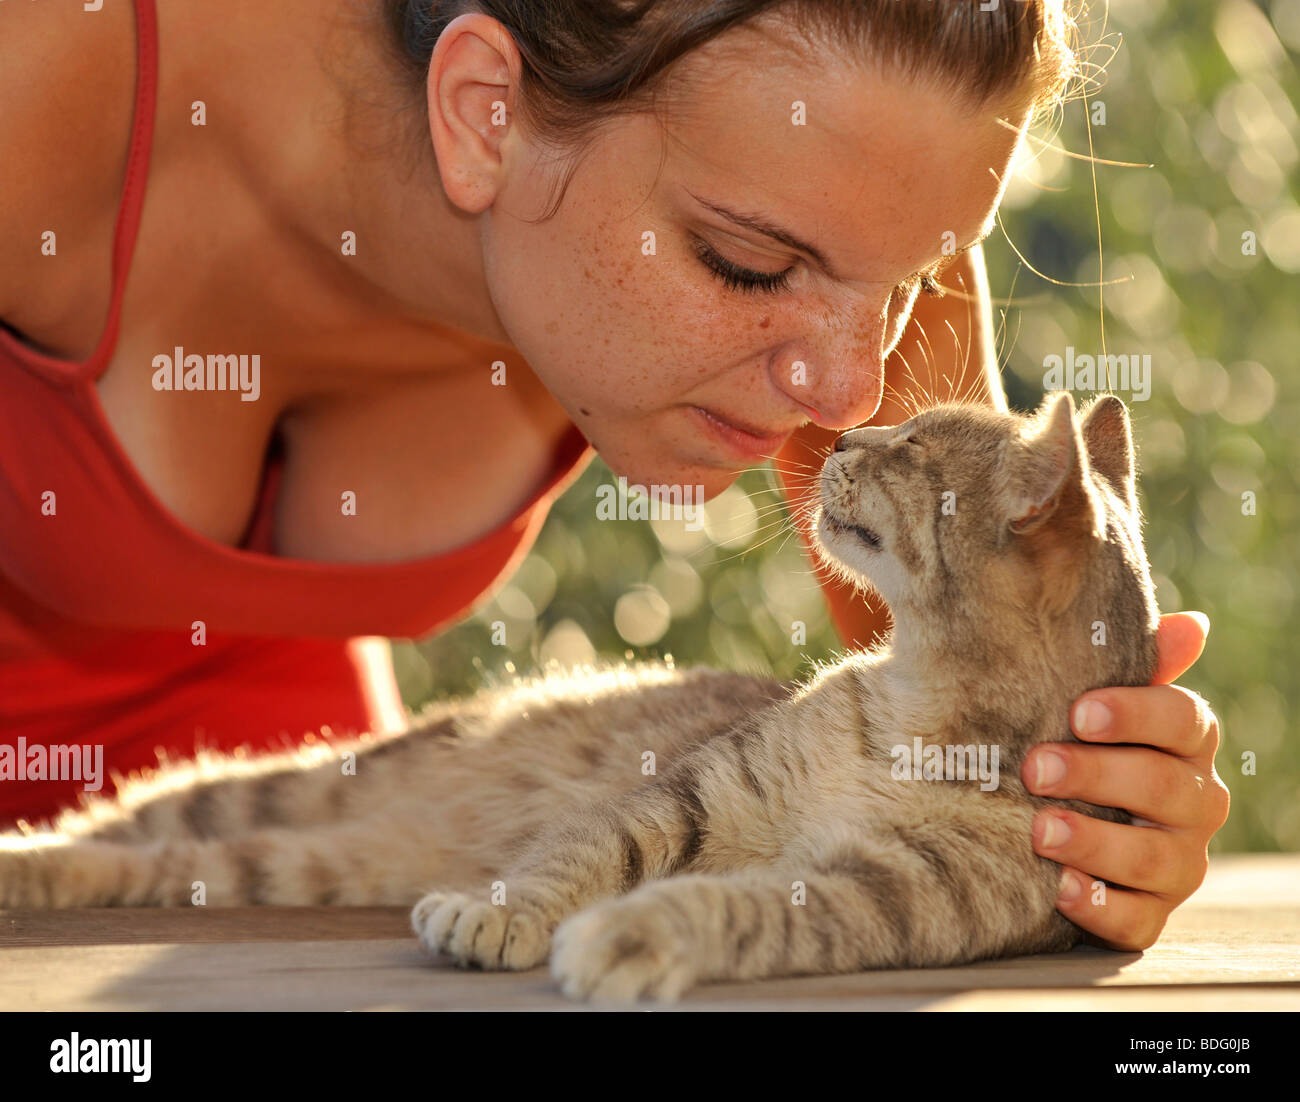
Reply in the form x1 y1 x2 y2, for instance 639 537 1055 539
834 426 894 451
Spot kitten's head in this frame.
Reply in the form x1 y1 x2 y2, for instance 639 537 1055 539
815 392 1160 688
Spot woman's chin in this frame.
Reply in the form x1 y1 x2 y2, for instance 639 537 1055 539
604 458 738 504
590 434 734 500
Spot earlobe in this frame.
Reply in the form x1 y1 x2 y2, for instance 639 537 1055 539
425 13 519 214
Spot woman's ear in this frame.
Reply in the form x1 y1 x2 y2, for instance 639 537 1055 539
425 14 521 215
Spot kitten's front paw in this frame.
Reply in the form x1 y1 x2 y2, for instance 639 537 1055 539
411 890 550 971
551 896 699 1003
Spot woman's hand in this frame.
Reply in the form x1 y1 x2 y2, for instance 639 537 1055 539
1022 611 1231 951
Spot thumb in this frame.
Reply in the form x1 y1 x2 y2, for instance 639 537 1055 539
1151 611 1210 685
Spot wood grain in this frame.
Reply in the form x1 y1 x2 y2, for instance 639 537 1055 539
1 854 1296 1010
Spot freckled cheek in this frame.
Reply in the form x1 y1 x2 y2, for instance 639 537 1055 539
512 246 691 410
516 219 785 413
600 246 769 366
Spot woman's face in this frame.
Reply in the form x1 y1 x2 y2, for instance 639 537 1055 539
434 14 1027 498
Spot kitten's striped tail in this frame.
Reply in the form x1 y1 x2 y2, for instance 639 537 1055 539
52 715 462 844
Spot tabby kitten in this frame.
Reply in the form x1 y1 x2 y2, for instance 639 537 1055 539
0 391 1158 1003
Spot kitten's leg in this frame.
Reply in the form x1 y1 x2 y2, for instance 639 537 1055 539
413 704 805 972
411 803 641 972
412 758 732 971
549 827 1073 1002
0 813 446 908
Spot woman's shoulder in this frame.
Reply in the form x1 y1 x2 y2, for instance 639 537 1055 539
0 0 137 352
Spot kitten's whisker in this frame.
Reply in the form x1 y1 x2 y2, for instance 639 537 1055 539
945 319 971 404
912 319 941 402
749 504 799 523
766 456 826 473
745 513 802 537
882 361 925 420
700 515 806 564
891 350 933 418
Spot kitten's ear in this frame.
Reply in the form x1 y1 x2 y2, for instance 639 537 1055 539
1008 391 1101 537
1081 394 1138 510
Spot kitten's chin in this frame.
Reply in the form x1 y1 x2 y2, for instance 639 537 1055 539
814 507 887 592
816 507 880 554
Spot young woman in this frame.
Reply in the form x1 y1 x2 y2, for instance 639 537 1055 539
0 0 1227 952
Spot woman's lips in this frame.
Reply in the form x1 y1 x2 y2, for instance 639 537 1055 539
692 406 795 461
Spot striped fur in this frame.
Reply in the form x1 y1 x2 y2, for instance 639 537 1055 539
0 393 1159 1003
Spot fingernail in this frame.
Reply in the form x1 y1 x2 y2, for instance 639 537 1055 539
1188 611 1210 637
1033 750 1067 790
1038 814 1072 849
1058 869 1082 903
1073 699 1112 737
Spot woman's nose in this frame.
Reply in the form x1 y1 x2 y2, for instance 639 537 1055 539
775 304 889 430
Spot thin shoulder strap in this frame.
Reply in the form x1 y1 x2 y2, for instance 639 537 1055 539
85 0 158 380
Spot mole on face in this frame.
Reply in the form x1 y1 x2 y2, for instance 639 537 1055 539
759 316 771 329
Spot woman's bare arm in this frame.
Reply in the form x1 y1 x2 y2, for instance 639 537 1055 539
0 1 133 332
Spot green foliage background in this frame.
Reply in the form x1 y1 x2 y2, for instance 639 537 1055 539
394 0 1299 853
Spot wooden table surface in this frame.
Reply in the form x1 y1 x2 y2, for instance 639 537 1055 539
2 854 1296 1011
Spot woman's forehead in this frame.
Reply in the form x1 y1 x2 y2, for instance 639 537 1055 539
640 68 1023 283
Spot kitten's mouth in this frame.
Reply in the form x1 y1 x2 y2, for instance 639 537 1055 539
820 509 881 550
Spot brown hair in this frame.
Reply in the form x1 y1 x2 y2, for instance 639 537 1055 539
386 0 1084 216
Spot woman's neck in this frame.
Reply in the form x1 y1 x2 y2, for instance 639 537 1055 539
200 0 510 351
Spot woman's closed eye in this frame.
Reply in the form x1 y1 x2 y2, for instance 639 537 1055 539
691 234 954 303
690 235 795 294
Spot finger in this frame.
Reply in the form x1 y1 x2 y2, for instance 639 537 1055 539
1022 744 1214 828
1032 809 1194 898
1054 865 1168 951
1150 612 1209 685
1070 683 1220 761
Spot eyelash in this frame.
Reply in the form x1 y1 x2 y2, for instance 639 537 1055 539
691 235 949 299
691 237 793 295
894 271 948 301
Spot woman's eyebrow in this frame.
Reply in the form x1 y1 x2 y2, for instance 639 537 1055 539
687 189 993 280
688 192 838 275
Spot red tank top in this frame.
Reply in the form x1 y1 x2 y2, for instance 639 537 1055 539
0 0 594 829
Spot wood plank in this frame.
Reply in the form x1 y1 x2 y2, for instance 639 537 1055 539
1 854 1296 1010
3 937 1299 1011
2 913 1295 1010
0 906 411 947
